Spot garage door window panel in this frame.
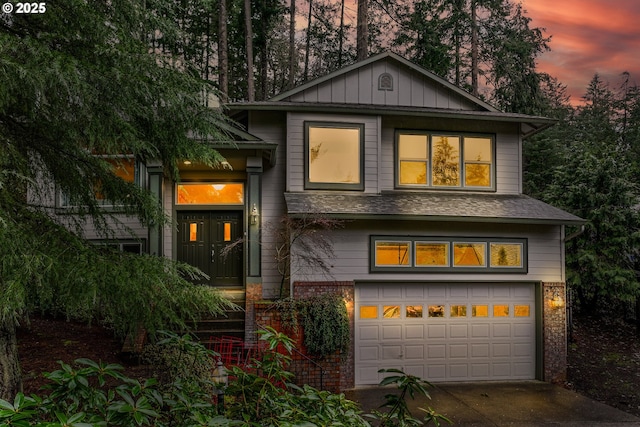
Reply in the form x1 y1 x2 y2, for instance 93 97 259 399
493 305 510 317
450 305 468 317
515 305 531 317
406 305 423 318
360 306 378 319
383 305 401 318
429 305 445 317
472 305 489 317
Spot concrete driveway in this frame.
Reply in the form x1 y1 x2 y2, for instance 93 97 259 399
345 381 640 426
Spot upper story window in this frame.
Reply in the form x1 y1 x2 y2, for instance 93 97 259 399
304 122 364 191
59 155 141 208
396 131 494 190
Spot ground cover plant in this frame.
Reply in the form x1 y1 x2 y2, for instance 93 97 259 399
12 320 447 426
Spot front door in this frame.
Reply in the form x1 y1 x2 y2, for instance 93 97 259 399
177 211 243 286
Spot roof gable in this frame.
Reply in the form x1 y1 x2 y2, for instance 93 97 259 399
270 52 498 112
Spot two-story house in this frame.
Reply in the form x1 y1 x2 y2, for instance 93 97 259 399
53 52 583 388
223 52 583 387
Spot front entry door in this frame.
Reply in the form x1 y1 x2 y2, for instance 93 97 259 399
177 211 243 286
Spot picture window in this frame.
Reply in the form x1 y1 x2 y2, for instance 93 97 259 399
305 122 364 190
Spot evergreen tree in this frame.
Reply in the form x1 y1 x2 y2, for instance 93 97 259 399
543 145 640 313
0 0 232 398
531 74 640 315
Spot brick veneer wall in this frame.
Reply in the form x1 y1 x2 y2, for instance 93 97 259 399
253 281 355 392
542 282 567 383
245 282 262 347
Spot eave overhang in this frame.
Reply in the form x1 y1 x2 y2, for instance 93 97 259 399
284 191 585 226
227 101 556 138
192 123 278 167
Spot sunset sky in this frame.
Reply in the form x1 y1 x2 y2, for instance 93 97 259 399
520 0 640 104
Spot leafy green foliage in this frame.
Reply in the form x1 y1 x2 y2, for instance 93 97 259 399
526 73 640 314
1 329 378 426
543 145 640 311
0 214 228 340
300 293 351 358
140 331 216 394
273 293 351 358
0 0 234 398
367 369 451 427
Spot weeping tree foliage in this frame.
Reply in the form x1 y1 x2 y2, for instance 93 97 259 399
0 0 235 398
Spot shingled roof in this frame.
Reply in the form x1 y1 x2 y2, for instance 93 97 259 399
284 192 584 225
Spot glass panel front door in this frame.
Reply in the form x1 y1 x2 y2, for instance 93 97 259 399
177 211 243 286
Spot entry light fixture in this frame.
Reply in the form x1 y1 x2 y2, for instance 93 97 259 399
250 204 259 225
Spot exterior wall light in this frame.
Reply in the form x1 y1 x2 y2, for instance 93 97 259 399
550 290 565 309
250 204 259 225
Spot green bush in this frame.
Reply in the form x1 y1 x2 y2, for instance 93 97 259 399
275 293 351 358
139 330 215 393
2 331 448 426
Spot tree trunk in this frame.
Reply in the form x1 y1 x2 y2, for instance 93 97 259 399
471 0 479 96
288 0 296 88
356 0 368 60
0 318 21 400
304 0 312 81
218 0 228 102
338 0 345 67
244 0 255 101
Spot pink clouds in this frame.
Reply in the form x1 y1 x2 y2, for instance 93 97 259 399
521 0 640 103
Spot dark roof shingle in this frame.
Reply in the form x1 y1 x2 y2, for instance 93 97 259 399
284 191 584 225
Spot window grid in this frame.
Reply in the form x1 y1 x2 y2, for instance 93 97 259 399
371 236 527 273
396 131 494 190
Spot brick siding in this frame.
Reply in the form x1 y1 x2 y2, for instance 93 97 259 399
253 281 354 392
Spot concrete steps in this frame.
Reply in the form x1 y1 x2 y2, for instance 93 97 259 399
193 288 246 346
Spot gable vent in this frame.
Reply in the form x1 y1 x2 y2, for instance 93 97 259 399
378 73 393 91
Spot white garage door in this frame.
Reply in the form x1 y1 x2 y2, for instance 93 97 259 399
355 283 536 384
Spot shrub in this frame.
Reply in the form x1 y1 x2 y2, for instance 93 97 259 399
2 331 447 426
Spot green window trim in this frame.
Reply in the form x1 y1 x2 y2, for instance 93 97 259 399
304 121 365 191
370 236 527 273
395 130 495 191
